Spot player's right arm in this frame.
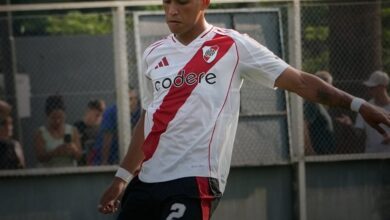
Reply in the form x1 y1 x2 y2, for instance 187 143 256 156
99 44 153 214
98 110 145 214
117 110 146 174
275 67 390 137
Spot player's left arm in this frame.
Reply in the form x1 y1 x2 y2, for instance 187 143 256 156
275 66 390 137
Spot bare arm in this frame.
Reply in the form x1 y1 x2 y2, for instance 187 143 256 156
275 67 390 136
14 141 26 168
34 130 52 162
275 67 353 108
118 110 145 174
98 110 146 214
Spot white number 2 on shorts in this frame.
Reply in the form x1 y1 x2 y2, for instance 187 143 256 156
166 203 186 220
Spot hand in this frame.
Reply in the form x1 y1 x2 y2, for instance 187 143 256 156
66 143 80 157
382 133 390 145
54 144 72 156
360 103 390 138
56 143 76 156
98 178 127 214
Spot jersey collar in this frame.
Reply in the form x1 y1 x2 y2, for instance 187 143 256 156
170 23 214 47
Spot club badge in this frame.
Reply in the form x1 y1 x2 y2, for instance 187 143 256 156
202 45 219 63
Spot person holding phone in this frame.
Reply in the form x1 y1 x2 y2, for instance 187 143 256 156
34 95 82 167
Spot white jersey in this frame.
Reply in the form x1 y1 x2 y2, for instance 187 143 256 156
355 99 390 153
139 24 289 192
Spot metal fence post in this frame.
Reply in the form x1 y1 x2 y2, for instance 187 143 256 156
287 1 307 220
113 4 131 162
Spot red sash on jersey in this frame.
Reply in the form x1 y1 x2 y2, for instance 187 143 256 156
143 34 235 161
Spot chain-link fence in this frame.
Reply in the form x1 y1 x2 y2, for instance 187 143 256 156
0 0 390 172
0 9 126 168
301 1 390 157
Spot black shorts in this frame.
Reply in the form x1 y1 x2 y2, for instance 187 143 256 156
117 176 222 220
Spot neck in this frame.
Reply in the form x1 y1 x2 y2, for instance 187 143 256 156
374 90 390 106
176 19 208 45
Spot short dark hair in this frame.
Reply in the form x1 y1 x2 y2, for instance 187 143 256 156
87 99 105 112
45 95 65 115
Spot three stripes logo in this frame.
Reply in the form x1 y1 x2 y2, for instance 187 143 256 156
154 57 169 69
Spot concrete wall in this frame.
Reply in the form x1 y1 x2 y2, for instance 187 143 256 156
1 160 389 220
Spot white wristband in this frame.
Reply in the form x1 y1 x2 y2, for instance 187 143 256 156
350 97 366 112
115 167 133 183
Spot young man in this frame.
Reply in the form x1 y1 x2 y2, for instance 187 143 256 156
99 0 390 219
337 71 390 153
74 99 106 165
93 89 140 165
355 71 390 152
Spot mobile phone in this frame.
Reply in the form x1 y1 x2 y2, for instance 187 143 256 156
64 134 72 144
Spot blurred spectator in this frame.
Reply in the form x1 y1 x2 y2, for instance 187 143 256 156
34 95 82 167
74 99 106 166
129 88 141 130
337 71 390 153
91 88 141 165
304 71 336 154
0 100 11 118
0 105 25 169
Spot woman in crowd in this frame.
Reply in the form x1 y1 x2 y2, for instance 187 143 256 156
34 95 82 167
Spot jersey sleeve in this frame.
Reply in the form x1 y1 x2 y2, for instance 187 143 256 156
139 50 154 110
235 33 289 88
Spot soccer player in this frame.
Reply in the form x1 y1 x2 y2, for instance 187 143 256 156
99 0 390 219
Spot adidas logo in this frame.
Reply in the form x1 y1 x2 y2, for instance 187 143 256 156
154 57 169 69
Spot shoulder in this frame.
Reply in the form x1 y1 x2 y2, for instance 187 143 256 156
213 26 238 35
211 27 263 50
143 36 171 58
101 105 117 123
12 139 22 148
0 100 11 117
212 27 247 41
104 105 117 115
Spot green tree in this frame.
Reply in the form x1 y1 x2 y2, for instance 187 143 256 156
46 11 112 35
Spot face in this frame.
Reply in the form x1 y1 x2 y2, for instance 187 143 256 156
163 0 208 42
367 85 382 98
129 91 139 112
86 108 104 126
48 109 65 129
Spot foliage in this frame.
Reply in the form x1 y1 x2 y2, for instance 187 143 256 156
304 26 328 41
45 11 112 35
143 5 162 11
